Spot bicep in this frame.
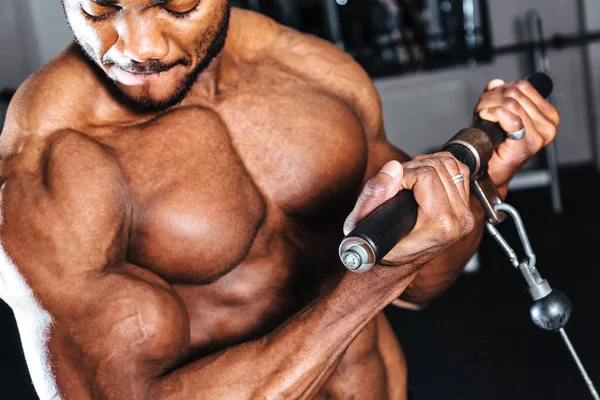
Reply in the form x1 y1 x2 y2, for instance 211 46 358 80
0 130 190 398
49 265 190 398
5 260 190 399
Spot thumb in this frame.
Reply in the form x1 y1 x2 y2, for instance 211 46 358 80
343 160 404 235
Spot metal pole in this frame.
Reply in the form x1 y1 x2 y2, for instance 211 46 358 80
526 9 563 215
320 0 345 49
576 0 600 172
559 329 600 400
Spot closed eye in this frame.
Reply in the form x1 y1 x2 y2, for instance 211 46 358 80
161 1 200 18
80 2 119 21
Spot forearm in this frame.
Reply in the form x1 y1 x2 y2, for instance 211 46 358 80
148 268 416 400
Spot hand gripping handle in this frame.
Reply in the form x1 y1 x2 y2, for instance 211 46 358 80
339 72 554 272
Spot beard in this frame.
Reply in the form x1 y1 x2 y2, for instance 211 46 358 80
67 3 231 114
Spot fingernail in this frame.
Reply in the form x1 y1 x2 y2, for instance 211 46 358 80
480 109 489 117
381 160 401 178
343 216 355 236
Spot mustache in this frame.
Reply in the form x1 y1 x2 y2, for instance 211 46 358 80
103 58 191 75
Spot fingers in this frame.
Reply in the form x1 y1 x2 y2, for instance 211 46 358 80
474 78 560 185
403 154 473 236
344 154 475 269
381 155 475 266
479 105 527 136
343 160 404 235
411 153 470 205
485 79 505 92
477 84 558 146
484 78 560 125
514 79 560 125
479 105 542 166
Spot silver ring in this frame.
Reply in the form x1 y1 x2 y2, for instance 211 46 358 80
506 127 526 140
453 173 466 184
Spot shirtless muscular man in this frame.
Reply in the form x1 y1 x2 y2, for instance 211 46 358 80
0 2 559 399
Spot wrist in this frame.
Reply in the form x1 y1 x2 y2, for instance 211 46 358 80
340 265 419 309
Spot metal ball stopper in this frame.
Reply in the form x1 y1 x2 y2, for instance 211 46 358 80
530 290 572 331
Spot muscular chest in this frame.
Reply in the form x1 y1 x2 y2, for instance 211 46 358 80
101 82 367 286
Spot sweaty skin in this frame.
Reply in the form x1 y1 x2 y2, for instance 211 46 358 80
0 3 559 399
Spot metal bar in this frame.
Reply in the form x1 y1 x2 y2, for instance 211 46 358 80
576 0 600 173
546 141 564 214
493 30 600 55
370 29 600 59
494 203 536 268
485 223 520 268
525 9 563 214
508 170 551 190
559 328 600 400
320 0 345 48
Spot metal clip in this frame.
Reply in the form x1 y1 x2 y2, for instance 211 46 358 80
471 171 506 225
485 203 551 300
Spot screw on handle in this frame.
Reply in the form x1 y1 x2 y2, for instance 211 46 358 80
339 72 554 272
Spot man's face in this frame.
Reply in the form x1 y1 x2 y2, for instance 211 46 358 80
63 0 231 111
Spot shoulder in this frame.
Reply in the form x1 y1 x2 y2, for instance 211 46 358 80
1 44 101 156
267 24 383 139
229 8 382 139
0 128 128 235
0 41 118 175
0 127 129 243
0 128 130 308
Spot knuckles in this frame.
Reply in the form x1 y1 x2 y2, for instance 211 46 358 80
501 96 522 112
514 79 533 93
438 155 457 167
543 122 558 141
429 157 448 170
417 165 438 182
434 213 460 241
431 205 475 243
501 86 522 99
460 209 476 235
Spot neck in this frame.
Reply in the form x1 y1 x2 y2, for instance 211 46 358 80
183 52 225 103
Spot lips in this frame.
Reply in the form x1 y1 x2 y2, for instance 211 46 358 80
109 66 162 86
104 57 188 86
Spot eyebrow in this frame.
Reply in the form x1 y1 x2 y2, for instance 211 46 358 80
90 0 171 5
91 0 119 5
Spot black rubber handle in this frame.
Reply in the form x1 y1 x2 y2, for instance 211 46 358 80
528 71 554 99
348 190 418 263
343 72 553 265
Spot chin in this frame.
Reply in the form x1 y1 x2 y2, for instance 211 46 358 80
112 85 187 114
122 86 174 104
109 70 195 113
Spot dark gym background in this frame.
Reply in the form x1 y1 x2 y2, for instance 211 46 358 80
2 0 600 399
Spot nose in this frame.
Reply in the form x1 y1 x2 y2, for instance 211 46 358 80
114 14 169 62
